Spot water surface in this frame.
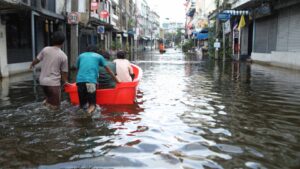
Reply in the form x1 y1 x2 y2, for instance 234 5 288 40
0 49 300 169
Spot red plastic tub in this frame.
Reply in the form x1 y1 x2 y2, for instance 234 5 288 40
65 64 142 105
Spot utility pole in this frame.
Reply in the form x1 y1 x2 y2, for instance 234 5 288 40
70 0 79 68
222 22 225 62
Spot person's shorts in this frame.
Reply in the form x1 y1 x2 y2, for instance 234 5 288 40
42 86 61 107
76 82 96 107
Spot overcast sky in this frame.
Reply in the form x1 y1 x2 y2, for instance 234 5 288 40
147 0 186 23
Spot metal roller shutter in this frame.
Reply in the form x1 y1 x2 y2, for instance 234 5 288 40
268 16 278 52
255 15 278 53
255 18 268 53
276 8 289 51
288 4 300 52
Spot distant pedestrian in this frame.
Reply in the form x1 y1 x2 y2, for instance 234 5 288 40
30 31 68 109
76 45 119 115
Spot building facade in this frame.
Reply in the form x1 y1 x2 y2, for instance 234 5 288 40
0 0 160 77
0 0 67 77
232 0 300 69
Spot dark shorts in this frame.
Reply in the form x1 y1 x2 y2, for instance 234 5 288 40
76 82 96 108
42 86 61 107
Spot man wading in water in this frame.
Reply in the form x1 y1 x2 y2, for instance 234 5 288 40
30 31 68 109
75 45 119 115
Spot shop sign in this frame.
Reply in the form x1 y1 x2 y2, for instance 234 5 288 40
91 1 98 11
224 20 231 34
99 10 109 19
97 26 105 34
218 13 231 21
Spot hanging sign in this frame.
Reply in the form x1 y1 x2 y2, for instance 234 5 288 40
68 12 80 24
97 26 105 34
224 20 231 34
218 13 231 21
91 1 98 11
99 10 109 19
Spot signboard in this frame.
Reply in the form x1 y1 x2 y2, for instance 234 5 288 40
68 12 80 24
218 13 231 21
214 39 221 49
224 20 231 34
99 10 109 19
91 1 98 11
97 26 105 34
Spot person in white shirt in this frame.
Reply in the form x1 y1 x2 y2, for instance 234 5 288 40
113 51 134 82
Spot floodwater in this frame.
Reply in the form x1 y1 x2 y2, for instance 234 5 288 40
0 49 300 169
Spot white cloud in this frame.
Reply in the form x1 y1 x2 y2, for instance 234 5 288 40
147 0 186 23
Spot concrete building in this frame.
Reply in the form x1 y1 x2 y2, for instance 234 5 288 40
135 0 160 51
0 0 67 77
232 0 300 70
149 10 160 49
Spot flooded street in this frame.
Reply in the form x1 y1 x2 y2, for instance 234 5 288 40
1 49 300 169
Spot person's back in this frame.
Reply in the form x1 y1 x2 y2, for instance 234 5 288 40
113 51 133 82
76 52 106 84
29 31 68 109
39 46 68 86
98 51 116 88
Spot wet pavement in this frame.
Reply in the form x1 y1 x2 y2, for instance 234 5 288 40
0 49 300 169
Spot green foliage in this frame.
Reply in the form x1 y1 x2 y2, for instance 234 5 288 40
215 0 220 8
182 39 194 53
208 21 232 59
220 35 232 58
208 24 216 57
111 40 121 50
128 18 135 28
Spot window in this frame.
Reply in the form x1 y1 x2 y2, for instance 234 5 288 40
6 13 32 64
30 0 55 12
47 0 56 12
41 0 46 8
112 5 117 15
22 0 28 4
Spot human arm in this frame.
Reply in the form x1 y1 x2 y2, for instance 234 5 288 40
61 71 69 84
105 66 120 83
128 62 134 81
61 54 69 84
30 58 40 69
30 48 45 69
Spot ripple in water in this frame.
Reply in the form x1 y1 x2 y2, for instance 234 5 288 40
0 50 300 169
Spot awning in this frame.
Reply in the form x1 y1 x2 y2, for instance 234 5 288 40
197 33 208 40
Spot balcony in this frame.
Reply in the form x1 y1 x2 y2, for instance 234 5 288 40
0 0 30 10
231 0 253 9
112 14 119 21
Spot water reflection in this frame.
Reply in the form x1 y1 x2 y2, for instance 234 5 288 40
0 101 145 168
0 49 300 169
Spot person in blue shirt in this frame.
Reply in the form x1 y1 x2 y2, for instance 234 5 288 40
76 45 119 115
